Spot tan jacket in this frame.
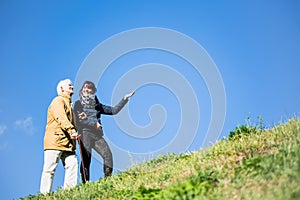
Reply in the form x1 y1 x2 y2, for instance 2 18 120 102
44 94 76 151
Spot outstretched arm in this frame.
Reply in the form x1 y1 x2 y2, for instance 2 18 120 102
97 90 135 115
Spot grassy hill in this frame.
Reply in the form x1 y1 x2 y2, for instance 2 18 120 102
23 118 300 200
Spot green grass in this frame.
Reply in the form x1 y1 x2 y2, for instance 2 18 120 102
22 118 300 200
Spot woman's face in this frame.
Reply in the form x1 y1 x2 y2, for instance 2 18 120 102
82 84 94 95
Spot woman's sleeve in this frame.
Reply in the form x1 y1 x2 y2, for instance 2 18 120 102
96 96 128 115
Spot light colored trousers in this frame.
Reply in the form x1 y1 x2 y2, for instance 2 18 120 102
40 150 78 194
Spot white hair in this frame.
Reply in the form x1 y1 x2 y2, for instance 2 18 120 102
56 79 72 95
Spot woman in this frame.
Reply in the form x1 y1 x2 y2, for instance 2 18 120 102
74 81 134 183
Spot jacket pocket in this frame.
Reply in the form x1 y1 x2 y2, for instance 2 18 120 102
54 132 67 144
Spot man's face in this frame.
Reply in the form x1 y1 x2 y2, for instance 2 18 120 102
62 81 74 96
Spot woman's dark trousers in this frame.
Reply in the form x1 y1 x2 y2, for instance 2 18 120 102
80 136 113 183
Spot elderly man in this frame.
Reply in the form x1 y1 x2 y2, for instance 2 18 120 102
40 79 79 194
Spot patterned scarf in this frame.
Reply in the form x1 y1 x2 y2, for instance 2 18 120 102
80 91 96 108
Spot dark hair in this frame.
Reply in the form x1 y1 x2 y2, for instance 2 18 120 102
80 81 97 94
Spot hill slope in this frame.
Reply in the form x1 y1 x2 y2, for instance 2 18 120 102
23 118 300 200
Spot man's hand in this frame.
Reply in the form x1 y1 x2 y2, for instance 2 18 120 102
71 132 79 140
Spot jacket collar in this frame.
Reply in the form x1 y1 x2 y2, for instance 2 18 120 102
59 93 71 102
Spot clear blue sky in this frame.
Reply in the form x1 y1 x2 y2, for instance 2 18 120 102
0 0 299 199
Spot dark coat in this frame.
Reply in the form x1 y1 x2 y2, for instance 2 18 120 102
73 96 128 140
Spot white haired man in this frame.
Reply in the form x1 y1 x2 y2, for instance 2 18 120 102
40 79 79 194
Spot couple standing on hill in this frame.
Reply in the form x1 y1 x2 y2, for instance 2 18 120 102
39 79 135 194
